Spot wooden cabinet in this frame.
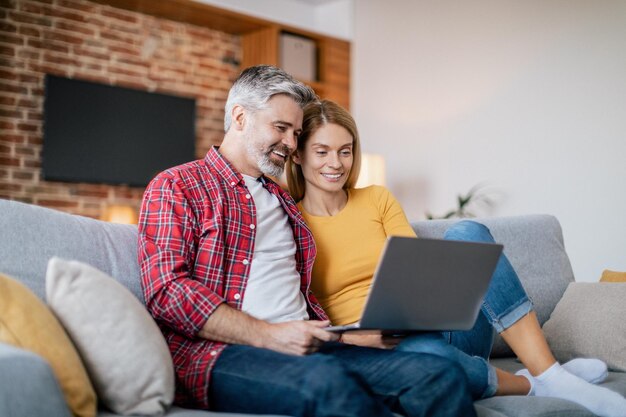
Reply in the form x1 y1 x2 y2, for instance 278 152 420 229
317 36 351 110
242 26 350 110
93 0 351 109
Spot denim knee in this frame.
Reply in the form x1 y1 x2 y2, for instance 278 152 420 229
444 220 494 243
301 355 345 391
300 355 367 402
433 358 468 388
396 332 449 356
413 354 468 388
400 355 474 416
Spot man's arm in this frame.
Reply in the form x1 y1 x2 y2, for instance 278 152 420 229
139 175 226 339
140 173 338 354
198 304 339 356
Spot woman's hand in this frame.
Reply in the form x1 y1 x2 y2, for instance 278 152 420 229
340 333 404 349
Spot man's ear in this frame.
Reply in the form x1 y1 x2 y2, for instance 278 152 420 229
231 105 246 131
291 151 302 165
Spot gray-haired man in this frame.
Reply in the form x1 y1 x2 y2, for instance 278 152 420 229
139 65 475 417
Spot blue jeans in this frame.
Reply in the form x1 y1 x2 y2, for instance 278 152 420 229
397 220 533 400
210 342 476 417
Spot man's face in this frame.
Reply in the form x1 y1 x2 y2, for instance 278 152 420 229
243 94 304 177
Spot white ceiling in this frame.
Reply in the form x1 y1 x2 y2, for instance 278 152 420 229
198 0 353 40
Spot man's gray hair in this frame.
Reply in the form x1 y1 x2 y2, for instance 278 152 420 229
224 65 318 132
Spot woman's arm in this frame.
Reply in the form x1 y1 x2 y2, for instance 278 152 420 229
340 332 404 349
376 186 416 238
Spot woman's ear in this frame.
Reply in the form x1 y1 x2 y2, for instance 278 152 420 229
291 151 302 165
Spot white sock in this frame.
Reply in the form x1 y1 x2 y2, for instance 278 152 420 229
516 358 608 385
562 358 608 384
518 363 626 417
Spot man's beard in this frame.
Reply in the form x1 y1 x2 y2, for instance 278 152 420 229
246 140 292 178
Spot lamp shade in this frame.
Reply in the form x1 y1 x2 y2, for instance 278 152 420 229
356 153 386 188
101 205 138 224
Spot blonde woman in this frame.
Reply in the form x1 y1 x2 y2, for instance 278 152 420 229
286 99 625 417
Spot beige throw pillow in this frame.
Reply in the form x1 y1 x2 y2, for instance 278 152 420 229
45 258 175 416
543 282 626 372
0 273 97 417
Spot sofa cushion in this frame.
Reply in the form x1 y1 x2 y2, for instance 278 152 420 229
0 273 97 417
600 270 626 282
412 215 575 357
0 343 72 417
475 395 596 417
97 408 292 417
543 282 626 372
0 199 142 303
46 258 175 416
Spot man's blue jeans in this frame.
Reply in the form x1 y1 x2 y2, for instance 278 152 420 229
210 342 476 417
397 220 533 400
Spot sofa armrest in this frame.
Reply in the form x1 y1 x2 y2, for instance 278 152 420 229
0 342 71 417
412 214 575 357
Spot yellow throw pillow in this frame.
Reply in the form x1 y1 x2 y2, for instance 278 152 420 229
0 273 97 417
600 269 626 282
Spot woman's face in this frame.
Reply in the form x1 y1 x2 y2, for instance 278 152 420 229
294 123 354 196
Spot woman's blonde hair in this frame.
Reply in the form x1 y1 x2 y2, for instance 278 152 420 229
286 100 361 202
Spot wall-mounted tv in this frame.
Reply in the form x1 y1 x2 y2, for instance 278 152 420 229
43 74 196 187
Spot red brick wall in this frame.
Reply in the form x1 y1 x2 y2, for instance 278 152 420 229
0 0 240 219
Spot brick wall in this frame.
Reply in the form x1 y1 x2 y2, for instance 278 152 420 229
0 0 241 219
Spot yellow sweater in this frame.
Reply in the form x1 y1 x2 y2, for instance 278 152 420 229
298 186 416 325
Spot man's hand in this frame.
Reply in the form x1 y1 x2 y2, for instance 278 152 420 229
260 320 339 356
340 333 404 349
198 304 338 355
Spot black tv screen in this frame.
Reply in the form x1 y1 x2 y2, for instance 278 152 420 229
43 75 196 187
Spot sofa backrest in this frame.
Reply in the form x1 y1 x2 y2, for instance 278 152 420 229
0 199 143 303
412 214 575 357
1 199 575 358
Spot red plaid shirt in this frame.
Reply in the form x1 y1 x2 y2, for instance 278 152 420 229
138 147 328 408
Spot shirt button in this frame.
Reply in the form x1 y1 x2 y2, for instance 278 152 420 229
245 194 251 199
250 224 255 230
233 293 241 300
230 181 235 186
210 350 217 356
242 259 249 265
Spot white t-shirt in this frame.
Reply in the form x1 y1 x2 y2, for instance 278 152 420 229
240 175 309 323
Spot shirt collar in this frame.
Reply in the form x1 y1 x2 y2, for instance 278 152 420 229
205 146 246 188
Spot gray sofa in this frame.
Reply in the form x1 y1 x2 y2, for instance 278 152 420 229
0 198 624 417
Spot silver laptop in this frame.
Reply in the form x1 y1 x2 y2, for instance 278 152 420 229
326 236 503 333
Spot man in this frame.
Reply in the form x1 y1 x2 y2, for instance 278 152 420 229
138 65 476 417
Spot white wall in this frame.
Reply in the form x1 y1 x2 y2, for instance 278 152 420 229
353 1 626 282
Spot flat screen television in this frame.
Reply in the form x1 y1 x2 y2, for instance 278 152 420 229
42 74 196 187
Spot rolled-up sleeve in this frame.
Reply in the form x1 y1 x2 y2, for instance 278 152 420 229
138 174 224 338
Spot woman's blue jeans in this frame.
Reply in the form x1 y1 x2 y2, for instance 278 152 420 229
397 220 533 400
209 342 476 417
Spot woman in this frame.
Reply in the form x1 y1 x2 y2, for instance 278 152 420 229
286 100 626 417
